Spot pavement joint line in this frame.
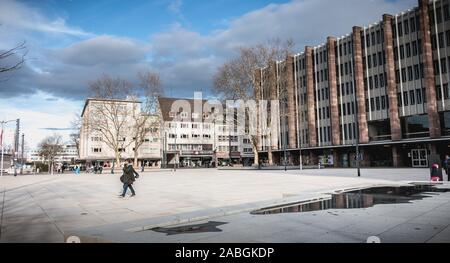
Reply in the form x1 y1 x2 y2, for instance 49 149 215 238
425 223 450 243
0 177 61 195
374 186 450 239
126 182 407 233
24 188 66 242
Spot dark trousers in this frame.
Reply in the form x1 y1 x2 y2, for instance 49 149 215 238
122 183 135 196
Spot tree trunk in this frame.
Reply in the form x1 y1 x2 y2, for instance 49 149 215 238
268 147 273 166
134 149 139 168
115 152 121 168
252 146 259 166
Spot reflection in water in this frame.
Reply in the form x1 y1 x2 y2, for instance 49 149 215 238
151 221 227 235
251 185 449 215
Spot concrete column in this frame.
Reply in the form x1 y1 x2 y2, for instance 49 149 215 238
419 0 441 138
352 26 370 143
254 69 262 151
392 145 402 167
383 14 402 141
286 55 297 149
332 149 340 168
430 143 437 155
268 61 279 150
305 47 317 147
327 37 341 146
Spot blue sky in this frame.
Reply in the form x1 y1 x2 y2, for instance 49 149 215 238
0 0 416 148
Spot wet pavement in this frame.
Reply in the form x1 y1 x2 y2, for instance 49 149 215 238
1 168 449 243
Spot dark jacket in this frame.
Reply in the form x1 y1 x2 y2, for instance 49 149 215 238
120 165 139 184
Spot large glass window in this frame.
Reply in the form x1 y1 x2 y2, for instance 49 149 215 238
401 115 429 138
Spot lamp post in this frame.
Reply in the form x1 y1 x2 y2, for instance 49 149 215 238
1 119 17 177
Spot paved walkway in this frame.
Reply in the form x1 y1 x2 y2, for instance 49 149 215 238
0 168 445 242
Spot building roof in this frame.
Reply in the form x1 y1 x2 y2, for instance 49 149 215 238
81 98 142 117
158 96 222 122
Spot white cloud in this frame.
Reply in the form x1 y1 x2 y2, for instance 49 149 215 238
0 0 93 37
168 0 183 15
0 91 82 149
54 35 150 66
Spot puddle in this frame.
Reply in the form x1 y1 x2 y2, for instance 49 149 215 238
251 185 450 215
151 221 227 235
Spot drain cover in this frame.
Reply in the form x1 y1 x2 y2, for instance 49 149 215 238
151 221 227 235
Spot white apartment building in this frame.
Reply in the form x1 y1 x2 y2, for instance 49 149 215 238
79 98 162 168
158 97 254 167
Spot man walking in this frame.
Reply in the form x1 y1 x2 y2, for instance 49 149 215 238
444 155 450 181
119 159 140 198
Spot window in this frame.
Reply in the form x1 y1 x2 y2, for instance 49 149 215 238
380 73 385 87
439 32 445 49
416 89 422 104
412 41 418 56
169 134 177 138
181 123 189 128
406 43 411 57
180 112 188 118
403 91 409 106
381 96 386 109
404 19 409 35
408 66 413 81
446 30 450 47
92 148 102 153
410 17 416 32
181 134 189 139
410 90 415 105
414 65 420 80
376 97 380 110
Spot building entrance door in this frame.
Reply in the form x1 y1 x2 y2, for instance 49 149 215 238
411 149 428 168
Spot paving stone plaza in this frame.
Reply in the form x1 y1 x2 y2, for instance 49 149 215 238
0 168 449 243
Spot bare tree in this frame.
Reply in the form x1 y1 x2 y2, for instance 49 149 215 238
0 41 27 74
213 38 294 166
85 74 136 167
38 135 63 175
70 112 82 158
129 71 164 167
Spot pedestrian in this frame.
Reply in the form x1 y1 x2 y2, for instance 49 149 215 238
444 155 450 180
119 159 140 198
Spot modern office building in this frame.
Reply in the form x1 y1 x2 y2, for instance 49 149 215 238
27 144 78 164
79 98 162 168
254 0 450 168
158 96 255 168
